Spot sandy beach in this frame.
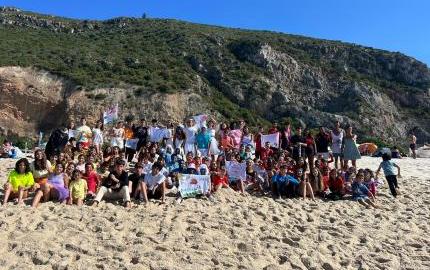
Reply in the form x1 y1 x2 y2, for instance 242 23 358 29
0 156 429 270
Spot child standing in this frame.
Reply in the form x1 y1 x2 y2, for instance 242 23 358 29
376 153 401 197
68 169 88 206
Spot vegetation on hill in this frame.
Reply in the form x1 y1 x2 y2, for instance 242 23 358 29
0 7 429 145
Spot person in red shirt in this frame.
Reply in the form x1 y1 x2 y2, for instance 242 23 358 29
220 132 234 151
328 169 345 200
268 122 279 134
212 166 229 192
82 163 99 197
321 166 330 193
260 142 274 162
254 127 264 159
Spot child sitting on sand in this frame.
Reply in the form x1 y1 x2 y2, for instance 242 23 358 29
375 153 401 197
76 154 86 173
363 169 377 196
68 169 88 206
212 166 229 192
327 169 345 200
351 171 378 208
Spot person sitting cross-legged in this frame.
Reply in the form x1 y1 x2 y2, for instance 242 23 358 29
92 159 131 208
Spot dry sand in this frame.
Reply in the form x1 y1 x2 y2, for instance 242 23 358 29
0 156 429 270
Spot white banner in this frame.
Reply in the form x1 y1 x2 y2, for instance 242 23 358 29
193 114 208 129
68 129 79 139
125 138 139 150
103 104 119 125
261 133 280 148
149 127 169 143
178 174 211 198
225 161 246 180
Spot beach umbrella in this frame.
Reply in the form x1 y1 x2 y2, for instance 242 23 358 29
358 143 378 154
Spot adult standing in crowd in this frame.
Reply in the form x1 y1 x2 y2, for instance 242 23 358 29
315 127 331 160
134 118 148 153
124 120 135 162
290 126 306 161
331 121 344 169
183 118 198 156
67 120 76 140
92 120 104 155
342 126 361 168
77 117 93 150
111 121 125 150
45 127 69 160
280 121 291 151
410 132 417 159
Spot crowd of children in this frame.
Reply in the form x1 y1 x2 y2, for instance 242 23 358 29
2 117 401 208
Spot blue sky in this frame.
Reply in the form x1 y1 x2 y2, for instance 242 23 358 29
1 0 429 66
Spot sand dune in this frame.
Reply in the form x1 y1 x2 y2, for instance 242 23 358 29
0 156 429 270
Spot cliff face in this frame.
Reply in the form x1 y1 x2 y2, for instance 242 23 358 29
0 67 214 138
0 7 429 145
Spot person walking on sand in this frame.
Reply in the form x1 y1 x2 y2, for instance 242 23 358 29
375 153 401 198
409 133 417 159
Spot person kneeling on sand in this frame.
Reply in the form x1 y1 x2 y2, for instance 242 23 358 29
92 159 131 208
3 158 35 205
139 162 166 204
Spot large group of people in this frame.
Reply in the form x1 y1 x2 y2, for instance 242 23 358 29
2 116 402 209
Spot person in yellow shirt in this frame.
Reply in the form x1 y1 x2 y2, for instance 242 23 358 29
68 169 88 206
3 158 35 205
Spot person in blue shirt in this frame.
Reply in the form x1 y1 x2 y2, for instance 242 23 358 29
352 171 378 208
271 165 299 199
196 127 211 157
376 153 401 197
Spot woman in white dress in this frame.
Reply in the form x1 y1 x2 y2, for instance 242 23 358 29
111 121 125 150
92 120 104 155
207 119 220 157
183 119 198 156
164 122 174 149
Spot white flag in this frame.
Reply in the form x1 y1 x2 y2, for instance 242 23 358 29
260 133 280 148
103 104 119 125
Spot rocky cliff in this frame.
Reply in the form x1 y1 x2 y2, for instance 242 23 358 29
0 7 429 146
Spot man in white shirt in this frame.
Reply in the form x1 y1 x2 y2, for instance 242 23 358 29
140 162 166 203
